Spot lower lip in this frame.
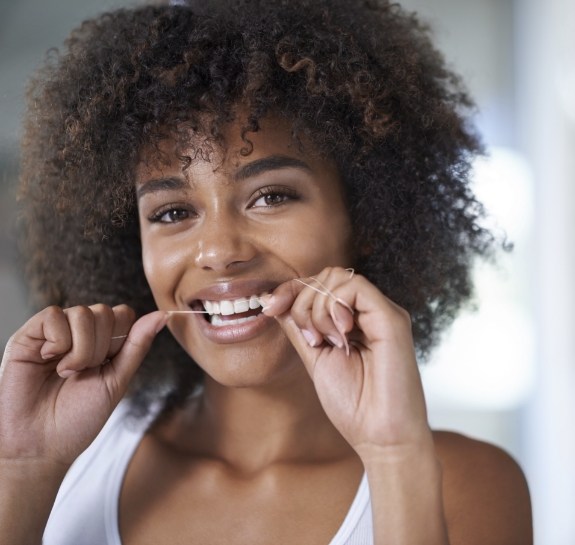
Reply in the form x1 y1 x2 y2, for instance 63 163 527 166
193 310 275 344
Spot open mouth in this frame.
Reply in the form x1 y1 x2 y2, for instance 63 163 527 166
191 293 268 327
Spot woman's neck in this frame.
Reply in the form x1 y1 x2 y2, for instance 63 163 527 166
154 370 357 475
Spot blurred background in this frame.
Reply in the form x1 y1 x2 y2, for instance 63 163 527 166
0 0 573 542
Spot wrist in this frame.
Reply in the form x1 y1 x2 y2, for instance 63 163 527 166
355 428 437 468
0 458 69 545
360 442 443 488
0 456 70 482
359 440 449 545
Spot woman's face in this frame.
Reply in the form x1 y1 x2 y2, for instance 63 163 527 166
136 117 353 387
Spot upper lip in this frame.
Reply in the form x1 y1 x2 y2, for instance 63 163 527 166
185 278 282 306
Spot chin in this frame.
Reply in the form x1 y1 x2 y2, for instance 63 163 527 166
194 344 303 390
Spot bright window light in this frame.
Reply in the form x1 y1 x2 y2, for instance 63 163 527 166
421 147 536 411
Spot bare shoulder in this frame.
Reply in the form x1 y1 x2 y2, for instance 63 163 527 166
432 430 533 545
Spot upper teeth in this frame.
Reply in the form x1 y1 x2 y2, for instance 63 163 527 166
202 294 264 316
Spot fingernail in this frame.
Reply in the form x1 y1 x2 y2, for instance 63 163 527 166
327 334 344 349
330 299 353 333
259 294 273 312
301 329 318 347
58 369 78 379
41 352 56 360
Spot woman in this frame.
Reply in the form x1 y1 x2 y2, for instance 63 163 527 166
0 1 532 543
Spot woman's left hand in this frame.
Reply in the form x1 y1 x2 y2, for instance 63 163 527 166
261 266 432 461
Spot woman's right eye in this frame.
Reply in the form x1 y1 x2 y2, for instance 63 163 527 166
149 206 192 224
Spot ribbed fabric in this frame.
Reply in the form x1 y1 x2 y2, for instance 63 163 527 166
328 473 372 545
43 403 373 544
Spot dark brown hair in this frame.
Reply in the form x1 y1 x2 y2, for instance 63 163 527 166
19 0 498 414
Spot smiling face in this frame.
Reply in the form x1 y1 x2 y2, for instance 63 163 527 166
136 117 353 387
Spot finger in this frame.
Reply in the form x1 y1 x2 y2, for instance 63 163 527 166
88 304 115 367
3 306 73 365
291 269 353 350
84 304 136 366
37 306 73 361
55 306 97 376
262 277 327 346
272 311 323 376
329 298 355 337
290 276 335 347
102 310 168 399
328 274 414 346
260 279 305 316
107 305 137 359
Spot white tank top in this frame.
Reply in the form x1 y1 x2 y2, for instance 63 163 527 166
43 402 373 544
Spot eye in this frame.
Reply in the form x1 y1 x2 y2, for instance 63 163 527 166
251 186 299 208
148 205 193 224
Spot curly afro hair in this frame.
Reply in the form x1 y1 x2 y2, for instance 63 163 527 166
18 0 499 414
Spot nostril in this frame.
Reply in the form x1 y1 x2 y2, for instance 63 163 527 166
193 231 258 272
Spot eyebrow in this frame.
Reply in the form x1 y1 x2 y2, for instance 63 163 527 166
136 154 312 199
233 155 312 182
136 176 189 200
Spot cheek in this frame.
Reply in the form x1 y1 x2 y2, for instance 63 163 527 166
140 236 187 301
309 205 353 257
273 208 353 274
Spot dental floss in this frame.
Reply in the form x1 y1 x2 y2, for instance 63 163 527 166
294 277 332 298
110 273 356 353
294 277 355 316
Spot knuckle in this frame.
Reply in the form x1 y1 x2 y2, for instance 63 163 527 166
395 306 412 328
41 305 65 321
125 336 148 352
90 303 113 316
114 304 136 321
92 304 116 327
67 305 92 319
289 303 307 324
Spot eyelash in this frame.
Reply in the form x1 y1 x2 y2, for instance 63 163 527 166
250 185 299 208
148 203 194 224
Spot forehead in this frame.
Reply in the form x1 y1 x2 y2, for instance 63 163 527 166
135 115 337 184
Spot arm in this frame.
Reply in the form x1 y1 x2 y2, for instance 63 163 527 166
363 442 448 545
262 266 532 545
262 267 449 544
0 459 68 545
0 305 166 545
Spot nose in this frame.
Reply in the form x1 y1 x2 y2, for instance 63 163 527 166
193 212 257 273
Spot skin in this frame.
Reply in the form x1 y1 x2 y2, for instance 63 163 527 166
0 117 532 545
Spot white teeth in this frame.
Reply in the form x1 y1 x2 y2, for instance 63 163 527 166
220 300 235 316
210 314 260 327
233 298 250 313
201 294 265 317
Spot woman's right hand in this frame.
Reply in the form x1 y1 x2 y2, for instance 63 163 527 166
0 304 167 468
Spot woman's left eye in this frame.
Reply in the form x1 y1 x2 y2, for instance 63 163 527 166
251 186 298 208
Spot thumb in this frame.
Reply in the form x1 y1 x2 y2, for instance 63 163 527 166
104 310 168 399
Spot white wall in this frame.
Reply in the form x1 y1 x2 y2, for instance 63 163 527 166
516 0 575 543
